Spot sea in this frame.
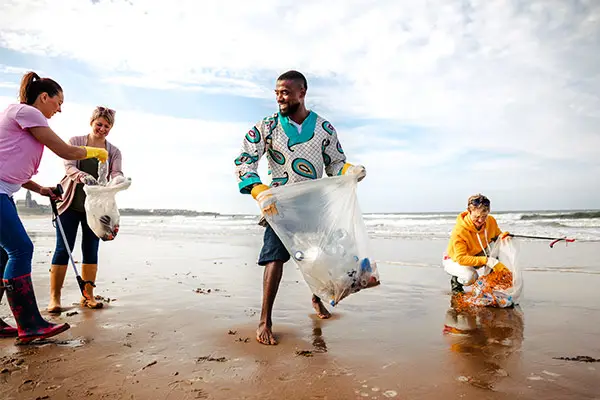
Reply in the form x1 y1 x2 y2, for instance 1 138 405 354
118 209 600 242
21 209 599 274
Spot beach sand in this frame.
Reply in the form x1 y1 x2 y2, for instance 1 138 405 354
1 218 599 399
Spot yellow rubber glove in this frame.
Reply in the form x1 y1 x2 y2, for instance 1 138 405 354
493 262 509 274
81 146 108 163
251 184 269 200
341 163 367 182
251 184 278 217
500 231 511 240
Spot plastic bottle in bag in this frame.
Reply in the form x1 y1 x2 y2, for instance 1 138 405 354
260 174 380 306
83 161 131 241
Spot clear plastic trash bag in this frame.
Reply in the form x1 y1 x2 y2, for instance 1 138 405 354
83 161 131 241
258 174 380 306
467 237 523 308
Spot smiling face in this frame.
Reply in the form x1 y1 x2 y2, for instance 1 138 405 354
469 208 489 230
90 116 112 139
466 194 491 229
275 79 305 116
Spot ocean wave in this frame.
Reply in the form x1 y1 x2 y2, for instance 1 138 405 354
109 214 600 241
534 221 568 228
364 213 456 220
520 210 600 220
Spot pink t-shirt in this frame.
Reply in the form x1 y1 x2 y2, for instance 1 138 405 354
0 104 49 185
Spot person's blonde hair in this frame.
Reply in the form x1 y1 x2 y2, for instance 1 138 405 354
90 106 116 126
467 193 491 211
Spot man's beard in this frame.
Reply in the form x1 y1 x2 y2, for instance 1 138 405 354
279 102 300 116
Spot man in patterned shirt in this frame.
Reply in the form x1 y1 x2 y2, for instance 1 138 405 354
234 70 366 345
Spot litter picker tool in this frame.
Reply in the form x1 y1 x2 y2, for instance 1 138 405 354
50 184 95 301
508 234 575 248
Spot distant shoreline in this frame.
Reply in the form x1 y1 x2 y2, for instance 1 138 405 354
17 206 220 217
17 205 600 218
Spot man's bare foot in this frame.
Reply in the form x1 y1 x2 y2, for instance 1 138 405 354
256 322 277 345
365 276 380 288
312 297 331 319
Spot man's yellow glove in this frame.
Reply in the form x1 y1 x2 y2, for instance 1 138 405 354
500 231 511 240
341 163 366 182
251 184 278 217
81 146 108 163
251 184 269 200
493 262 509 274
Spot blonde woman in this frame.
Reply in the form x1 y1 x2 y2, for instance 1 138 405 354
47 106 123 313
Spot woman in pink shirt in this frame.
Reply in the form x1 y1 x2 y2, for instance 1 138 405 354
0 71 108 344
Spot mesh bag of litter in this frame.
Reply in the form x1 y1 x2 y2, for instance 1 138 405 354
466 238 523 308
83 161 131 241
258 174 380 306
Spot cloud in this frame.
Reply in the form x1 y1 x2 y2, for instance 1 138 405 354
102 74 271 99
1 0 599 212
0 63 36 75
0 63 38 90
0 81 18 89
0 95 266 214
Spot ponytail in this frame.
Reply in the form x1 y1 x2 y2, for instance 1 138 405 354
18 71 62 105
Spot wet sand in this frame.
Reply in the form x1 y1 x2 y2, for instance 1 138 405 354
1 219 599 399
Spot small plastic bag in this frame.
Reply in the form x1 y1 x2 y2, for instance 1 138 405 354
259 174 380 306
83 162 131 241
467 238 523 308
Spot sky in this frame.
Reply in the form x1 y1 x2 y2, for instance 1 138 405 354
1 0 599 214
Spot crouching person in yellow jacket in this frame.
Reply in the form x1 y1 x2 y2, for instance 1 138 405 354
443 194 510 294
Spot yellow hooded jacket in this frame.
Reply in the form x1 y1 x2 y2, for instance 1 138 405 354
446 211 502 267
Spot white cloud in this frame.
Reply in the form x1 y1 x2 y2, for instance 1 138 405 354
1 91 598 214
102 74 270 99
0 63 37 75
1 0 599 212
0 64 34 89
0 95 265 214
0 82 18 89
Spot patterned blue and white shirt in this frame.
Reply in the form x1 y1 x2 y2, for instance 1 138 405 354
234 110 349 194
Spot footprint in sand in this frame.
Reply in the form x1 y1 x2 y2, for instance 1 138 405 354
542 370 561 377
527 375 544 381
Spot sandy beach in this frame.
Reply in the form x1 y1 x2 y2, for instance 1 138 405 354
1 215 599 399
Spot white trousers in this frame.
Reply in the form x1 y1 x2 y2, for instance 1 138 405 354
442 257 491 286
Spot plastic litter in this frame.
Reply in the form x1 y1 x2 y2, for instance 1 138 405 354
83 161 131 241
464 237 523 308
258 174 380 306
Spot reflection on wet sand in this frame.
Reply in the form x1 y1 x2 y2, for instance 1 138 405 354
443 297 525 391
311 318 328 353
